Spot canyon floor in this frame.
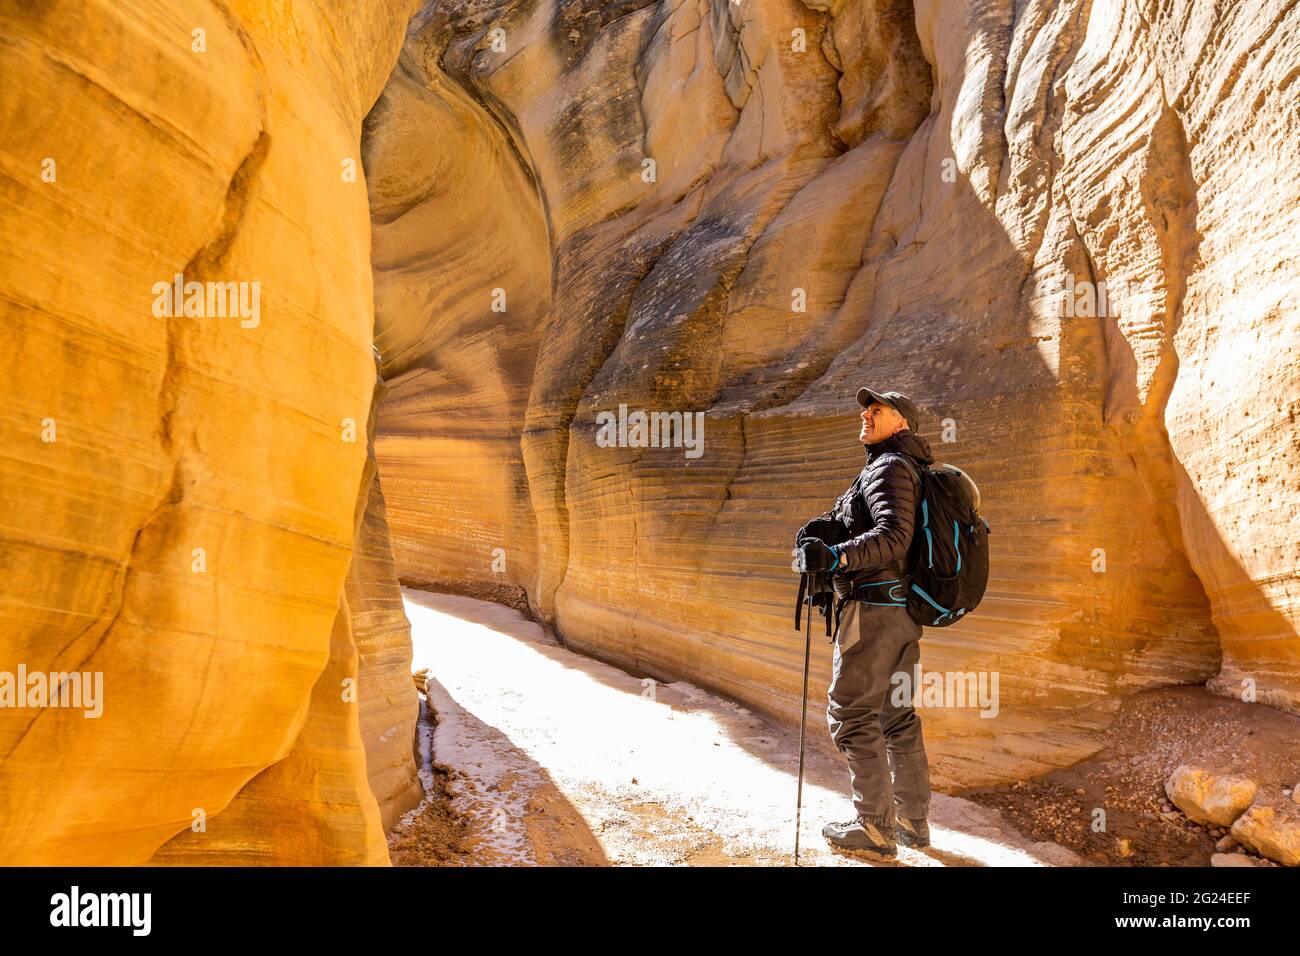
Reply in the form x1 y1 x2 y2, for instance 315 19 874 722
387 590 1090 867
960 686 1300 866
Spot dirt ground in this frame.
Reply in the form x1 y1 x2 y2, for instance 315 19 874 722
958 685 1300 866
388 591 1297 868
387 590 1086 867
387 755 473 867
387 703 608 867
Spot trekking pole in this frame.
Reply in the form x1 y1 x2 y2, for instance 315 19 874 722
794 577 813 865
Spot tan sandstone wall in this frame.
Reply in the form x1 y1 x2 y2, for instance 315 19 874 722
368 0 1299 787
0 0 419 864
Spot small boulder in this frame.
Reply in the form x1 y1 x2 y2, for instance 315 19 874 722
1211 853 1258 867
1231 801 1300 867
1215 834 1240 852
1164 765 1257 827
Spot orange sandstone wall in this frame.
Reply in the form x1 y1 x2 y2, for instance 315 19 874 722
367 0 1299 786
0 0 419 864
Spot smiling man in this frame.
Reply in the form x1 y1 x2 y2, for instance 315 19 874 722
794 387 934 859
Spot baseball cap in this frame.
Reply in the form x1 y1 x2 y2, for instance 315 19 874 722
856 387 920 432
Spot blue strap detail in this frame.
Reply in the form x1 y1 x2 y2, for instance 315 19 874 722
911 583 955 622
953 520 962 573
854 579 906 606
921 500 933 568
910 584 949 612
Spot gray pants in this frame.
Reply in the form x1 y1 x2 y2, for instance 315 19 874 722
827 599 931 830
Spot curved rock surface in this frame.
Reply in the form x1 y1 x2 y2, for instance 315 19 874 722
1 0 1296 866
0 0 419 863
367 0 1299 787
153 371 421 863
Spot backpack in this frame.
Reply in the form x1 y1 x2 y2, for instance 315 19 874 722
894 457 991 627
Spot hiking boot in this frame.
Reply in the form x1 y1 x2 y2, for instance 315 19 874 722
822 816 897 859
895 816 930 848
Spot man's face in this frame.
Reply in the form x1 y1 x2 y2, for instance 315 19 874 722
859 401 905 445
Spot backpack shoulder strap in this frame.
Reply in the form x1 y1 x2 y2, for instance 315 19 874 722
885 451 924 493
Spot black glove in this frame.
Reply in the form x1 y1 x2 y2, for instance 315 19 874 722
794 539 840 573
795 515 846 549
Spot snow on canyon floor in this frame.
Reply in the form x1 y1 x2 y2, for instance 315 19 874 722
388 589 1085 867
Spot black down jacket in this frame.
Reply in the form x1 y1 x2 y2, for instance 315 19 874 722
796 429 935 597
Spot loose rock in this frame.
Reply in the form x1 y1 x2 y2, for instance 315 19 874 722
1211 853 1258 867
1164 765 1257 826
1231 801 1300 866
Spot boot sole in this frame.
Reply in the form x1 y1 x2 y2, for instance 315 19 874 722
896 833 929 848
823 838 897 860
829 844 898 862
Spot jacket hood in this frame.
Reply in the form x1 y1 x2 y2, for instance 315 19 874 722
864 429 934 466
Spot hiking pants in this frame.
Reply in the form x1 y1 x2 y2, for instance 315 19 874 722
827 599 932 830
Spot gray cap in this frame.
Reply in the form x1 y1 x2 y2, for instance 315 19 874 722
857 387 920 432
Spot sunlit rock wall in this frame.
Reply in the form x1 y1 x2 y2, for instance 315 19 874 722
0 0 419 864
367 0 1297 786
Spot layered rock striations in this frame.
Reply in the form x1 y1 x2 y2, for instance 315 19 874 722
152 365 421 864
367 0 1300 786
0 0 420 864
1 0 1294 867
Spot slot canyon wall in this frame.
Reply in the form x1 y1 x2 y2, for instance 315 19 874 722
0 0 421 864
366 0 1300 787
0 0 1295 867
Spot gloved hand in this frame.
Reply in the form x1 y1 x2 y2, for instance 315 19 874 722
794 539 840 573
795 516 844 549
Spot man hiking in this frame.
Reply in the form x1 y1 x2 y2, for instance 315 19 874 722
794 387 934 860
